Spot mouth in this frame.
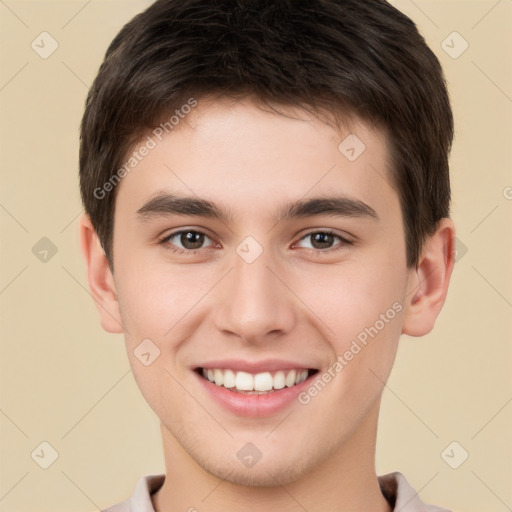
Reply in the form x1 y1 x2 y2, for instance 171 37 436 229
194 367 319 395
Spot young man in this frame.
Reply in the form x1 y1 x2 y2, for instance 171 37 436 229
78 0 456 510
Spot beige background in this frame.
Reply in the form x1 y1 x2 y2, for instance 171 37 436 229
1 0 511 510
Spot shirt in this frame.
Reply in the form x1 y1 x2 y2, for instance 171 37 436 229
102 471 451 512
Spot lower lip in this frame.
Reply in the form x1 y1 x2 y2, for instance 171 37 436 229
195 370 314 418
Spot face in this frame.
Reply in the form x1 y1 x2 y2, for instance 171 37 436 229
110 97 411 485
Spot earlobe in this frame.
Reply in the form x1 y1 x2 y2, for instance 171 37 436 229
401 218 456 337
78 213 124 334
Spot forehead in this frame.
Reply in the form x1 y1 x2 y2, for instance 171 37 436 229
114 96 398 226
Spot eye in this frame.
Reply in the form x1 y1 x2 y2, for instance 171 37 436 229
294 230 352 252
160 229 216 254
159 228 353 256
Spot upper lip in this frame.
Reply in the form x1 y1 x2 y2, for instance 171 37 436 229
194 359 317 373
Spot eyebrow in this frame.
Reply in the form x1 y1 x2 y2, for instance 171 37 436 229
136 193 379 224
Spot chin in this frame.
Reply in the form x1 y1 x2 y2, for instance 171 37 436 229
194 446 322 488
209 461 309 487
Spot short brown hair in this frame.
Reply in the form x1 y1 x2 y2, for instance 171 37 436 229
79 0 453 269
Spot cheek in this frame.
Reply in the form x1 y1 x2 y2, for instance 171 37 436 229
294 253 405 403
114 256 221 359
294 258 404 340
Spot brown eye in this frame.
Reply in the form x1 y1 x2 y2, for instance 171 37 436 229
310 232 336 249
161 229 215 253
296 231 352 252
179 231 205 249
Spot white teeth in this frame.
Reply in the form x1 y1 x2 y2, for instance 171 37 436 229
273 371 286 390
214 369 224 386
235 371 254 391
223 369 236 388
285 370 296 387
200 368 310 392
297 369 308 384
254 372 273 391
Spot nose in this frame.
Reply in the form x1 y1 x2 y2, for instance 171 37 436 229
213 246 296 344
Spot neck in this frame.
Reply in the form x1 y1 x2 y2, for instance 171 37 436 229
152 399 392 512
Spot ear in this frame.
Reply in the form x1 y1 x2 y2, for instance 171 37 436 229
401 218 456 337
78 213 123 333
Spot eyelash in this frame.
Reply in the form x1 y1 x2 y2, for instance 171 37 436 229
158 229 353 256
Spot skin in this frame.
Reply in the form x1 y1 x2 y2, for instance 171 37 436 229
79 96 455 512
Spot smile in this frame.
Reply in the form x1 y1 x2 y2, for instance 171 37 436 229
196 367 318 394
